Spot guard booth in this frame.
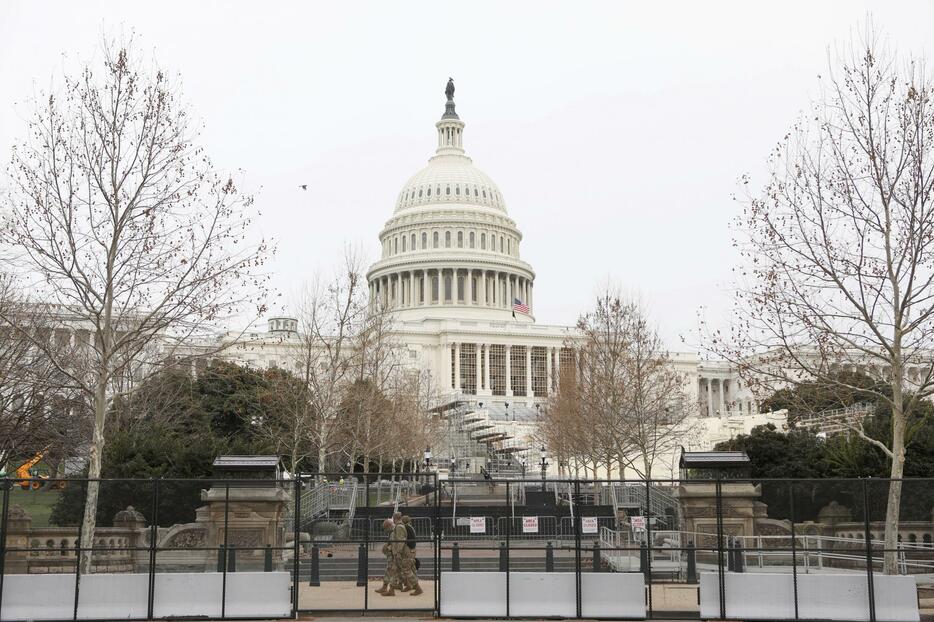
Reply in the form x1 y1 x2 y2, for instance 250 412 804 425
212 455 284 486
677 450 759 542
678 449 751 480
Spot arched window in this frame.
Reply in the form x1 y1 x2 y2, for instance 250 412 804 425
394 237 398 254
500 236 504 253
411 233 416 250
507 239 511 255
401 236 406 252
482 189 487 198
474 187 478 197
444 275 452 302
455 185 460 195
418 189 423 197
457 231 463 248
433 232 439 248
469 232 475 248
446 186 451 196
481 233 486 249
431 275 439 302
427 187 432 197
445 231 451 248
422 232 427 249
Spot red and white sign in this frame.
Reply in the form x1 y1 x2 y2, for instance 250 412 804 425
582 517 598 534
522 516 539 534
469 516 486 534
630 516 647 530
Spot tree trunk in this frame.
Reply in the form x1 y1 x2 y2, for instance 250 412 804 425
79 380 108 574
883 402 906 574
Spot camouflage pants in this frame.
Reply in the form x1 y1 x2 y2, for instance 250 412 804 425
384 552 402 589
398 547 419 588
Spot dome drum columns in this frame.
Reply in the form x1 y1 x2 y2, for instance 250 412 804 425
370 268 532 314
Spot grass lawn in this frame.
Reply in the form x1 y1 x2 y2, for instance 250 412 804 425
9 487 62 527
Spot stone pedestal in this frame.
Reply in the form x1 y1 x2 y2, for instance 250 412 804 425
197 485 290 570
4 505 32 573
677 482 766 547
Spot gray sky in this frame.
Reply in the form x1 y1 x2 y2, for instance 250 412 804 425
2 1 933 348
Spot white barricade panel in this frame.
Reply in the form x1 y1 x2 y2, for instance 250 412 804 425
153 573 223 618
225 572 291 617
508 572 576 618
0 574 76 621
700 572 920 622
78 574 149 619
440 572 507 617
797 574 919 622
700 573 796 620
581 573 646 619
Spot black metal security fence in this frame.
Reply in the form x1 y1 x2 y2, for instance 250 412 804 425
0 475 930 621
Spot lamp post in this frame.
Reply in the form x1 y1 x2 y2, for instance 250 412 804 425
540 445 549 492
450 456 456 478
520 457 527 479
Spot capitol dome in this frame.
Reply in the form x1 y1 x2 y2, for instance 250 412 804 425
367 81 535 323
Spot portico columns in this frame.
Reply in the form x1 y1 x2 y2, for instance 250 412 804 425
706 378 714 416
505 345 513 396
719 379 726 415
546 346 553 395
484 344 491 391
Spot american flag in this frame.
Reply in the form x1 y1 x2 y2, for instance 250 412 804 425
513 298 529 314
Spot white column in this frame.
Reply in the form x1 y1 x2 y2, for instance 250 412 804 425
410 272 416 307
719 379 726 414
706 378 714 416
546 346 553 396
484 344 490 391
454 342 461 392
453 268 460 303
505 344 513 396
467 269 473 304
525 345 532 397
475 343 481 392
528 282 533 310
507 275 513 306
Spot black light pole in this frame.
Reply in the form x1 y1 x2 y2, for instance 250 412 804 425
450 456 456 478
423 446 432 490
540 446 549 492
520 457 527 479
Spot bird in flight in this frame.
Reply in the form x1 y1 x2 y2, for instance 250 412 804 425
299 184 308 191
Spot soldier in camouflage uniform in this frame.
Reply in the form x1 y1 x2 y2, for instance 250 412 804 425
392 516 422 596
376 519 401 595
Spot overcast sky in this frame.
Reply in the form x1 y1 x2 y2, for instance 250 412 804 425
2 1 933 349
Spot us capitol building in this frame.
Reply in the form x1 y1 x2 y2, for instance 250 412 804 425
220 82 780 478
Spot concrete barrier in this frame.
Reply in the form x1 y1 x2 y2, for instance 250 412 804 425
439 571 645 619
0 572 291 620
699 572 920 621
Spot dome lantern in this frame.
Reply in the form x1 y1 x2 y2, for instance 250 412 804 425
436 78 465 156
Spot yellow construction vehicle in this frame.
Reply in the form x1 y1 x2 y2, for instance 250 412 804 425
14 452 65 490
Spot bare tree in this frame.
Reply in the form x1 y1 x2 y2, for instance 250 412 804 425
545 291 693 479
290 251 371 474
3 40 268 572
709 28 934 573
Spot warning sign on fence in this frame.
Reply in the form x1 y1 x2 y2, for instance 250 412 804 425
582 516 598 534
630 516 646 530
522 516 539 533
469 516 486 534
